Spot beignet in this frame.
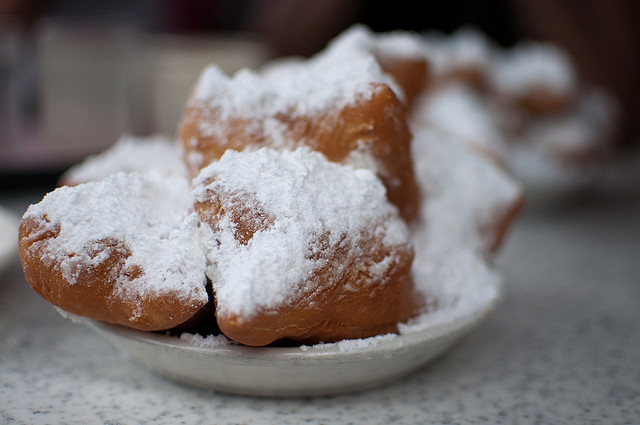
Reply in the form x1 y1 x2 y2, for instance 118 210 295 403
193 147 422 346
326 25 431 109
179 47 420 222
19 172 208 331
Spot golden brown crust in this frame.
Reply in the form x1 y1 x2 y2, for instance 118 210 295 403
438 67 489 93
481 191 525 254
216 229 421 347
218 246 420 346
458 142 524 255
180 83 420 222
18 215 206 331
195 180 423 347
378 57 431 109
514 89 575 117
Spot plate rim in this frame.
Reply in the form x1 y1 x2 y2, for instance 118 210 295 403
79 277 501 363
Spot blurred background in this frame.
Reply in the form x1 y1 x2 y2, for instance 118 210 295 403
1 0 639 189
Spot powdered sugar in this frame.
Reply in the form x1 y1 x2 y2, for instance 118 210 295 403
410 124 522 258
400 247 502 333
23 172 207 309
179 332 233 347
294 125 518 352
424 27 494 79
193 147 410 319
327 24 428 62
191 43 393 122
490 41 576 97
299 332 399 353
60 134 188 185
412 83 508 160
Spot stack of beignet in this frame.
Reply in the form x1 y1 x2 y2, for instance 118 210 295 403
19 25 523 347
413 28 619 184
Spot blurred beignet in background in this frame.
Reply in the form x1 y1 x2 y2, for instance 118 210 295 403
326 24 431 109
411 83 509 165
424 27 495 92
411 125 523 258
193 147 422 347
19 172 208 331
488 42 619 181
179 44 420 222
489 42 577 120
415 28 618 185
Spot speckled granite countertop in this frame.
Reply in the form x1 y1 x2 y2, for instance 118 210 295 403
1 186 639 425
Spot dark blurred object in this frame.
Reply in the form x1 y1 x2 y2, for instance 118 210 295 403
244 0 519 57
1 0 638 181
357 0 519 45
0 0 267 179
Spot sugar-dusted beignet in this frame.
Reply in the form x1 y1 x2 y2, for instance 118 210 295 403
179 48 420 222
424 27 495 91
19 172 208 331
514 85 619 171
193 147 423 346
489 42 577 117
327 24 431 109
411 83 509 165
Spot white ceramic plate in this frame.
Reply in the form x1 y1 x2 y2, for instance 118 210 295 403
0 207 19 275
77 270 501 397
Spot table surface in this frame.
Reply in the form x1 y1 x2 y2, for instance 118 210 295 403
1 183 639 425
